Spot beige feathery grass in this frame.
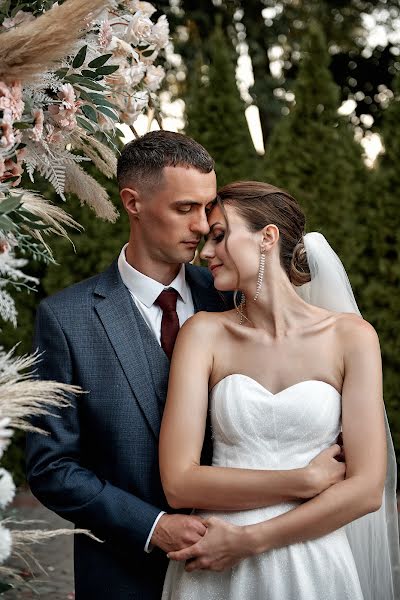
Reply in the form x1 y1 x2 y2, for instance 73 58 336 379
71 132 117 179
0 0 111 83
65 162 119 222
0 348 82 434
9 189 82 255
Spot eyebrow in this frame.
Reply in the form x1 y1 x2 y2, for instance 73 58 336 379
172 197 218 207
204 221 223 240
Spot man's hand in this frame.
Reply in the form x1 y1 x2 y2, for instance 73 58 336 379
167 517 251 572
151 514 207 553
303 444 346 498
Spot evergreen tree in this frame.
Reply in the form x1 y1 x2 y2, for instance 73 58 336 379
265 22 368 291
184 19 263 187
362 73 400 460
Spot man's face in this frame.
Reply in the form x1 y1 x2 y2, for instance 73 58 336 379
129 166 217 265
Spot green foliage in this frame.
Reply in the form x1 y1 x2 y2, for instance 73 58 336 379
362 73 400 461
265 23 368 290
184 19 263 187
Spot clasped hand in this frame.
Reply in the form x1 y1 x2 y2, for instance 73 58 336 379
154 442 346 572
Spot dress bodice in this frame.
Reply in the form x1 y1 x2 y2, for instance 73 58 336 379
210 375 341 471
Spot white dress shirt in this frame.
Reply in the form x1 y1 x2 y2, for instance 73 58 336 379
117 244 195 552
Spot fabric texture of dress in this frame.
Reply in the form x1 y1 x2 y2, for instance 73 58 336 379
162 374 364 600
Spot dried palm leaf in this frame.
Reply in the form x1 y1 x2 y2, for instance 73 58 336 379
0 0 110 83
65 162 119 222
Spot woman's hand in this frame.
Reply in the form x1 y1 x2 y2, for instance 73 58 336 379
168 517 253 572
303 444 346 498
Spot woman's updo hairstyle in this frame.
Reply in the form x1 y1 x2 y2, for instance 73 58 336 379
216 181 311 286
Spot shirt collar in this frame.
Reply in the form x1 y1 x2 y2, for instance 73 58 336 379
117 244 189 308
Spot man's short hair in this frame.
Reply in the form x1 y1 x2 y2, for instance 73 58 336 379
117 130 215 191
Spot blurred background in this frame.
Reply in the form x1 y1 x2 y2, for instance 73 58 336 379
3 0 399 485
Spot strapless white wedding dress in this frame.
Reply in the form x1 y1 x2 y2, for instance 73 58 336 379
162 374 364 600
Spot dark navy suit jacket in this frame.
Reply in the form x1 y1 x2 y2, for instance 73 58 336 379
26 261 230 599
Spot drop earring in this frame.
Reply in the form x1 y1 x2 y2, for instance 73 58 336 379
253 249 265 301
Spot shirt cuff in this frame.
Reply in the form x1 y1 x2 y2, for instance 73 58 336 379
144 511 166 553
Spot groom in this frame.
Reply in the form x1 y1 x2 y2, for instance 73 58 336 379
26 131 342 599
26 131 227 599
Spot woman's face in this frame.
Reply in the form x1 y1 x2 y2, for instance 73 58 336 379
200 204 261 291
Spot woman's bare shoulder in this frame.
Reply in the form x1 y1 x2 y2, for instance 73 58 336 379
179 309 238 338
333 312 379 348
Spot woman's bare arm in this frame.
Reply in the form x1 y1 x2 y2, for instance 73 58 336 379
159 312 344 511
243 316 386 552
167 316 387 570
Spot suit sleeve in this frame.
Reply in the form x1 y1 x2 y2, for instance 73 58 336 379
26 299 162 551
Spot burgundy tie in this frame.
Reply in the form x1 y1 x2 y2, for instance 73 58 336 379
155 289 180 360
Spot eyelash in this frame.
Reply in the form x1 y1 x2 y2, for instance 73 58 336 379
178 206 191 213
213 233 225 243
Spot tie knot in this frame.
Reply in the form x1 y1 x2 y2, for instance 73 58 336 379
156 289 178 312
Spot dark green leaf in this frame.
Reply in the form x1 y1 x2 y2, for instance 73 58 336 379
95 65 120 76
81 104 98 123
0 196 22 214
88 54 113 68
13 121 32 130
72 45 87 69
81 70 98 79
0 581 13 593
16 209 42 222
76 116 96 134
55 67 69 79
96 105 119 121
65 75 105 91
0 215 19 231
87 93 118 109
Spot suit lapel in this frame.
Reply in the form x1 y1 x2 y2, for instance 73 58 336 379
185 264 231 313
93 262 161 439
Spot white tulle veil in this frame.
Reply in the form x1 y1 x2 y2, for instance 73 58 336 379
295 232 400 600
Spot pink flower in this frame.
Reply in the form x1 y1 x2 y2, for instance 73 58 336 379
0 81 24 120
48 84 81 131
0 149 26 186
99 20 113 49
30 109 44 142
0 109 16 149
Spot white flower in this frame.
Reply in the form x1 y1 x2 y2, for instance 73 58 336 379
127 1 157 17
0 525 12 562
0 469 15 509
125 12 153 45
0 417 13 460
2 10 35 30
148 15 169 49
108 36 137 58
127 61 147 86
144 64 165 92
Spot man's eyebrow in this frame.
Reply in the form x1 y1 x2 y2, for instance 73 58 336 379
172 199 204 206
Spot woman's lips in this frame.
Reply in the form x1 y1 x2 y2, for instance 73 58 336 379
210 264 223 274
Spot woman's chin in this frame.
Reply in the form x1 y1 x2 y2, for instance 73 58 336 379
212 275 233 292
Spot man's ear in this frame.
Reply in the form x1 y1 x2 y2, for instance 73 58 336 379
120 187 141 217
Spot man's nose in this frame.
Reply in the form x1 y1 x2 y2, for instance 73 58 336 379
191 210 210 236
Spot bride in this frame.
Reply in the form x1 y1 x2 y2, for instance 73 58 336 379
159 181 399 600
